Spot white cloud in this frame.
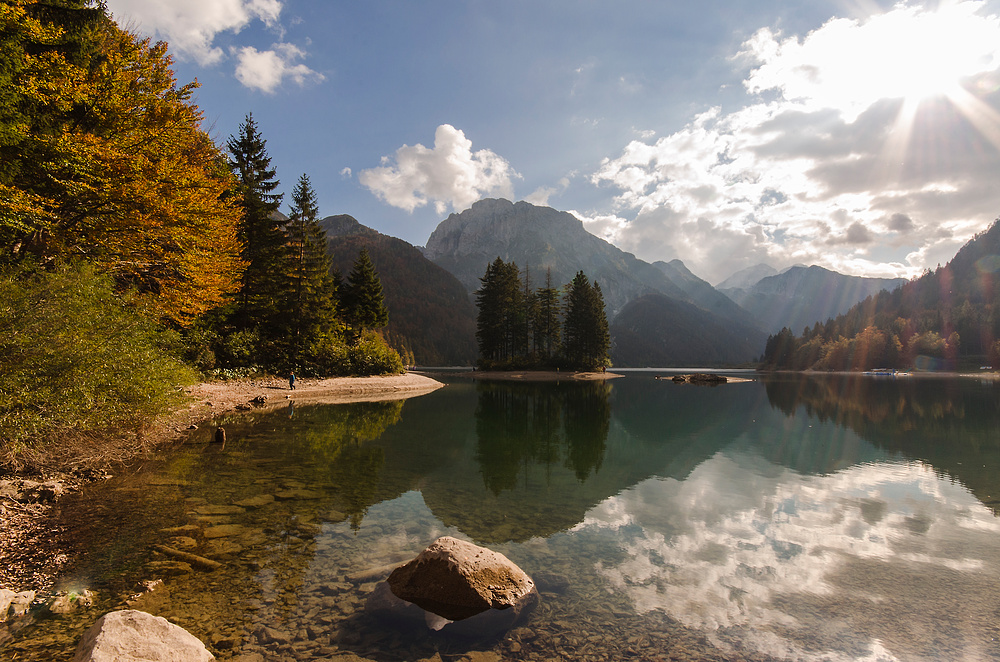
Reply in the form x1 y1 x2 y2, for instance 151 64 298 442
359 125 520 215
233 43 324 94
592 1 1000 283
107 0 282 65
525 177 571 207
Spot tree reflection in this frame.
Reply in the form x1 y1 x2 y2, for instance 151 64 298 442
474 381 611 495
763 374 1000 512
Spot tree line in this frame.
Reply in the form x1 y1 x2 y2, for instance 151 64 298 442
0 1 398 469
475 258 611 371
761 218 1000 371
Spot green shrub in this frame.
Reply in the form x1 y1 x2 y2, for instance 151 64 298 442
346 331 405 376
0 262 196 469
305 331 402 376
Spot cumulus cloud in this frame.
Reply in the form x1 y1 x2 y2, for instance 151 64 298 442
107 0 282 65
591 1 1000 283
525 177 571 207
359 125 520 215
107 0 322 93
234 43 324 94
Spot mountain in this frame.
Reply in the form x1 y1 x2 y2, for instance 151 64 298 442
653 259 761 329
322 215 477 365
762 220 1000 370
611 294 764 367
424 198 768 365
716 263 777 290
721 265 906 334
423 198 690 318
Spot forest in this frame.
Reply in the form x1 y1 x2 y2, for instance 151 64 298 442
0 1 401 469
761 219 1000 371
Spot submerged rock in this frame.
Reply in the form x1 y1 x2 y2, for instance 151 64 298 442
73 609 214 661
0 589 35 621
368 536 538 637
48 590 95 617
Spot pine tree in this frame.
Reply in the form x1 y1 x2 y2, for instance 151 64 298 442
284 173 337 364
227 113 286 334
534 268 562 362
562 271 610 370
342 248 389 338
475 257 524 365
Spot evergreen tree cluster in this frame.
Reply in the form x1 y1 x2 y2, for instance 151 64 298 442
193 115 398 376
475 258 610 371
761 219 1000 371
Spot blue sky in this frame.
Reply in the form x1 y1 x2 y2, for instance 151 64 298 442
106 0 1000 284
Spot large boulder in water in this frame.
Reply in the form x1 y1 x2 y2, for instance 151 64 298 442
73 610 214 661
368 536 538 637
387 536 536 621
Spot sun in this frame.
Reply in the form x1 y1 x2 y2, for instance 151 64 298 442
879 2 997 104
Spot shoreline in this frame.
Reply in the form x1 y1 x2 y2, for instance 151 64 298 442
0 372 444 597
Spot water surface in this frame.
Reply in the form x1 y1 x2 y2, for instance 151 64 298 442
5 373 1000 661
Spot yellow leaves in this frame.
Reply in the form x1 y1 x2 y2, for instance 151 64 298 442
4 12 245 324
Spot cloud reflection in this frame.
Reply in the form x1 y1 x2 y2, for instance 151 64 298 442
579 452 1000 661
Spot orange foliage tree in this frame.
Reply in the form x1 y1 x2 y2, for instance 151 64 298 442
0 1 243 325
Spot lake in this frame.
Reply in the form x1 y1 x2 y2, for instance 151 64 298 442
5 371 1000 661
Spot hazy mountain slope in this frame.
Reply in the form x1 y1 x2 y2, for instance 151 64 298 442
653 259 760 328
723 265 906 334
716 263 777 290
322 215 477 365
611 294 763 367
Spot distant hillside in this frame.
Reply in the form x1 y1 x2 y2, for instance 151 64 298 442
722 265 906 334
425 198 767 365
762 220 1000 370
611 294 764 367
653 259 761 329
322 215 477 365
716 263 777 290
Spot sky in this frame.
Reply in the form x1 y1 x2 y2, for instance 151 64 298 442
105 0 1000 285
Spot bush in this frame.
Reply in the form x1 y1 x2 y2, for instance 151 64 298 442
0 262 196 470
306 331 403 376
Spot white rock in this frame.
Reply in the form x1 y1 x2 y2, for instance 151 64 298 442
73 610 214 661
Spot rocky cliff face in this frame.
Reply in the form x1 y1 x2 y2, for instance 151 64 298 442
424 198 688 318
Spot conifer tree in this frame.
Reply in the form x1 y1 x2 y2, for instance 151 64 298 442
562 271 610 370
342 248 389 338
227 113 286 334
534 268 562 361
284 173 337 363
475 257 523 364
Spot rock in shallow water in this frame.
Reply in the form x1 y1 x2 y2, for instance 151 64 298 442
367 536 538 637
72 609 214 661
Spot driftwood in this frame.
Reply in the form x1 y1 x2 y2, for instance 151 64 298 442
153 545 222 571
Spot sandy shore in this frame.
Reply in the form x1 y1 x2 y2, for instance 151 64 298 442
154 372 444 438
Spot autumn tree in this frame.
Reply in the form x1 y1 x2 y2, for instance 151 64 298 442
0 5 244 323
